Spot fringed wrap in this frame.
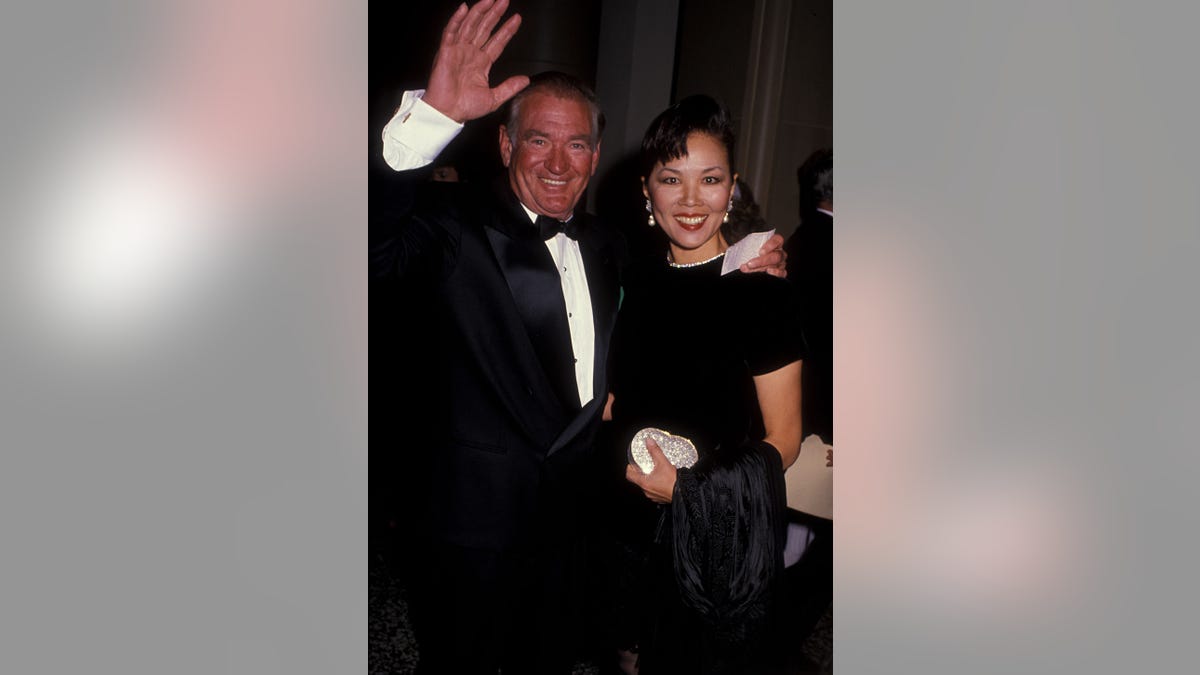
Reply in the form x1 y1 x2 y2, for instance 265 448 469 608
671 440 788 647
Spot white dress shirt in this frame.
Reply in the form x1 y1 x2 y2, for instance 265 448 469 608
382 91 595 406
381 90 463 171
516 204 595 406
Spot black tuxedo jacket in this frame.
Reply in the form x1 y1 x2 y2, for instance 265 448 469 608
372 174 623 551
785 209 832 443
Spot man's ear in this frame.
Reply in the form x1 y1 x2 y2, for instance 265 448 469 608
589 140 602 176
498 126 513 167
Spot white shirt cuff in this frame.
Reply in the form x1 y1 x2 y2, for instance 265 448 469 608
381 89 465 171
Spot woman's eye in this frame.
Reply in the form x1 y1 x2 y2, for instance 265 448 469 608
704 176 723 184
661 176 678 184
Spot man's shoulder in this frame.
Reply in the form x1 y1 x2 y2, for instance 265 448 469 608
410 180 505 227
575 211 618 237
575 212 628 267
413 178 483 207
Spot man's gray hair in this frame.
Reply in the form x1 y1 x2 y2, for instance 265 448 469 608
505 71 606 145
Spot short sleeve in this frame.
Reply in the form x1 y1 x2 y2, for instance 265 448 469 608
735 274 806 376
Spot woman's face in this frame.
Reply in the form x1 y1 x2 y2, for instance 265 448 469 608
644 132 737 263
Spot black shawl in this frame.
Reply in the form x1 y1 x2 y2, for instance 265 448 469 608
671 440 788 648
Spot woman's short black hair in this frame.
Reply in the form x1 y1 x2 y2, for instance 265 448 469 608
639 94 737 181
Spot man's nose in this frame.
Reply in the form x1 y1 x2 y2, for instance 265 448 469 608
546 145 569 174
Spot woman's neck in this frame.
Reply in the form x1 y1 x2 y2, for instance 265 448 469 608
669 234 728 265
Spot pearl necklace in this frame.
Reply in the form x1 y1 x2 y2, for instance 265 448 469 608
667 250 726 268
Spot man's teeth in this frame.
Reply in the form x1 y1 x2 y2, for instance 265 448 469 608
676 216 706 225
540 178 568 186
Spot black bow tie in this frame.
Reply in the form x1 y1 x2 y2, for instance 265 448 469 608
536 215 580 241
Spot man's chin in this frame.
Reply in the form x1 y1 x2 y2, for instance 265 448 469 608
534 200 575 220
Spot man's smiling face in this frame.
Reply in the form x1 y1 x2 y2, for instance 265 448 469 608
499 91 600 221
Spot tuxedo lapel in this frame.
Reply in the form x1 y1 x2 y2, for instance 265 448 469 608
577 219 619 403
546 215 620 458
484 183 581 415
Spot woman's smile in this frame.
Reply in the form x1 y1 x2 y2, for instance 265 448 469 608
674 213 709 230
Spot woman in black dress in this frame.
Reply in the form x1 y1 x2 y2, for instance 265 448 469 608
601 95 805 674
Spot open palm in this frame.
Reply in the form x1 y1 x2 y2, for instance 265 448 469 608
422 0 530 123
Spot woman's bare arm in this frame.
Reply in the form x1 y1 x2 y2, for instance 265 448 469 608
753 360 803 468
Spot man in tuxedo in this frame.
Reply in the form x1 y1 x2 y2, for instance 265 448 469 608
786 148 833 445
372 1 786 671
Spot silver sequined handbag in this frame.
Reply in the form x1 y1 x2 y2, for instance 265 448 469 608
629 427 699 474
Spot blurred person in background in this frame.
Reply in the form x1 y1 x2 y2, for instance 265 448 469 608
430 163 460 182
786 148 833 444
778 151 834 670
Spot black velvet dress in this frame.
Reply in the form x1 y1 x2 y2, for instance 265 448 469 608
605 253 804 674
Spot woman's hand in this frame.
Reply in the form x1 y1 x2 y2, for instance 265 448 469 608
625 438 677 504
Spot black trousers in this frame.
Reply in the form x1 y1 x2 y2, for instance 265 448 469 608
410 535 586 675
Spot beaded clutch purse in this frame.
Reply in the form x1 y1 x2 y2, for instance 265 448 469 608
629 427 699 474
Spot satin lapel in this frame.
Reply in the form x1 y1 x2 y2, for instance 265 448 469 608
483 189 581 414
546 395 603 458
546 217 620 457
578 217 619 402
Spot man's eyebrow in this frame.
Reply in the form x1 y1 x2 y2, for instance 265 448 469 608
520 128 593 144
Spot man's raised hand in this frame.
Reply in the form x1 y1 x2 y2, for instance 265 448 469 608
422 0 530 123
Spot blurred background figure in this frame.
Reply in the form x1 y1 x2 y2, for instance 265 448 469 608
430 164 460 182
728 178 771 241
768 151 833 674
786 148 833 444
